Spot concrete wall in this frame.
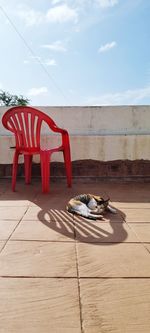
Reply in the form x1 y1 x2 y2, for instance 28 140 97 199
0 106 150 164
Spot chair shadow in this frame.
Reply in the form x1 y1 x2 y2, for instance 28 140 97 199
0 178 128 245
37 207 127 245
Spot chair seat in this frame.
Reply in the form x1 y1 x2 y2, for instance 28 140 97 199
18 148 40 155
40 145 63 153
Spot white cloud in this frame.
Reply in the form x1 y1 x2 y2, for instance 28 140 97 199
87 87 150 105
41 41 67 52
16 3 78 26
23 60 30 64
16 1 118 27
28 87 48 97
30 56 41 61
23 56 57 66
23 56 41 65
44 59 57 66
46 4 78 23
98 41 117 53
17 6 44 26
96 0 118 8
53 0 118 8
51 0 63 4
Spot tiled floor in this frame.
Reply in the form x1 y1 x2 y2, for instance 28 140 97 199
0 179 150 332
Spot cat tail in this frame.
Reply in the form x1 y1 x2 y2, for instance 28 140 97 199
87 213 104 220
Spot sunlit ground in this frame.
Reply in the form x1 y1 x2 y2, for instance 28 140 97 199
0 178 150 333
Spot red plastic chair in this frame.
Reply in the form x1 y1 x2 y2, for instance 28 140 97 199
2 106 72 193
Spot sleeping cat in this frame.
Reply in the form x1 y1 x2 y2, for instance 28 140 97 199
66 194 116 220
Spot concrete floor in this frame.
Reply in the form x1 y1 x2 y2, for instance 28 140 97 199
0 179 150 333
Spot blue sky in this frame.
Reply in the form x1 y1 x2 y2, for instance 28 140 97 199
0 0 150 106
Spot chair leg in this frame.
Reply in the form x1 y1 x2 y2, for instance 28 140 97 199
63 148 72 187
40 151 50 193
12 151 19 191
24 155 32 184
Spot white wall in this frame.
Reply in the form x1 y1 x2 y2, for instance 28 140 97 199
0 106 150 164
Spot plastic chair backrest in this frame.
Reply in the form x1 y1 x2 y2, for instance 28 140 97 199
2 106 57 150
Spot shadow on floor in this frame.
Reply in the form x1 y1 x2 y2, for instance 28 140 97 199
2 178 148 244
37 207 127 245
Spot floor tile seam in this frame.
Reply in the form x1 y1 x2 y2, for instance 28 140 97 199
121 213 150 222
122 215 150 224
1 239 150 244
0 219 28 221
120 219 150 256
0 275 79 279
70 241 150 244
28 191 42 205
123 219 150 223
74 217 84 333
116 208 150 210
4 238 150 245
75 241 150 245
0 206 30 254
1 276 150 279
109 200 125 219
79 276 150 279
124 220 150 224
3 239 76 243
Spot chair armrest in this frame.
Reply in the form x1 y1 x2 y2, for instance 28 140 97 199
51 125 69 136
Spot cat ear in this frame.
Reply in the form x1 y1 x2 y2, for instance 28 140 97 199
104 198 110 204
93 195 104 203
98 197 110 204
93 195 101 201
93 195 110 204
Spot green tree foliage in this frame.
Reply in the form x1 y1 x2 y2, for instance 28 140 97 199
0 90 29 106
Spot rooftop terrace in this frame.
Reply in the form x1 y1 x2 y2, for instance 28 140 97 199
0 178 150 332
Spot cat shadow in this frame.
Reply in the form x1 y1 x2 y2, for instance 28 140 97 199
37 207 127 245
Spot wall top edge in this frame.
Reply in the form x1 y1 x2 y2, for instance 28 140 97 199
28 105 150 109
1 105 150 109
